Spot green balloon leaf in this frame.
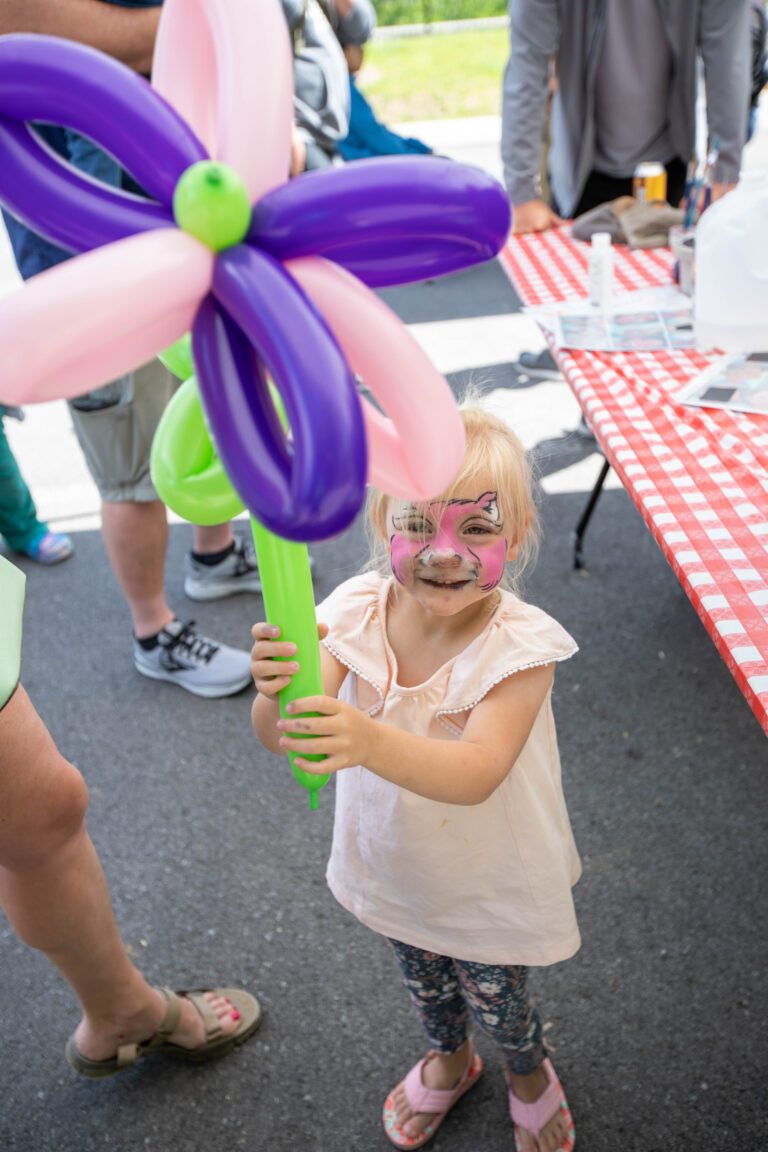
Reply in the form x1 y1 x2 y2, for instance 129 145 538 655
150 376 245 525
159 332 194 381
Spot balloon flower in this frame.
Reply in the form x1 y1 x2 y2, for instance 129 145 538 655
0 0 512 806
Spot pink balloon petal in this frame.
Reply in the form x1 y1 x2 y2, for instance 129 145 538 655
153 0 218 158
0 230 213 405
154 0 292 202
285 256 466 500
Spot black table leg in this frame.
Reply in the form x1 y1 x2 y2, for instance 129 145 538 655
572 457 611 570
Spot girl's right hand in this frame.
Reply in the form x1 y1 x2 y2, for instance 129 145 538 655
249 622 328 698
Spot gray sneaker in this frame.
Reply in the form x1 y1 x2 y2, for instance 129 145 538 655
133 619 252 698
184 535 315 601
517 349 562 378
184 536 262 601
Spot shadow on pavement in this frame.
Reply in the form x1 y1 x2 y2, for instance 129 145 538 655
379 260 518 324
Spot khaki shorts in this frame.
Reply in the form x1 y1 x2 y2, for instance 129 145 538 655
68 360 179 502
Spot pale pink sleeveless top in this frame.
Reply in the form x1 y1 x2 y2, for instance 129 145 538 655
318 573 581 966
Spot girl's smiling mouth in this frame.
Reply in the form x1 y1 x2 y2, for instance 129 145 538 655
419 575 474 589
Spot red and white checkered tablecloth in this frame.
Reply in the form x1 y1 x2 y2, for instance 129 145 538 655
500 227 768 736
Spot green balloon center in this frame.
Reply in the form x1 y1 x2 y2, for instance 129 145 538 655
173 161 252 252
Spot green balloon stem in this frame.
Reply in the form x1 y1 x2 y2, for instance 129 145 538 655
249 515 330 810
252 391 327 804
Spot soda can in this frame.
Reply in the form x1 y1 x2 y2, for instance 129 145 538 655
633 161 667 204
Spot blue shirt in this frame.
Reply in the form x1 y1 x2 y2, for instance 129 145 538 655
338 79 431 162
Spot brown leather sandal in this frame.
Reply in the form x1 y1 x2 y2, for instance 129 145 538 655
65 986 262 1079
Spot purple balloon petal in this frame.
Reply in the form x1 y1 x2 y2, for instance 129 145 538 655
0 35 207 207
194 299 289 495
196 246 367 542
250 157 512 287
0 116 173 253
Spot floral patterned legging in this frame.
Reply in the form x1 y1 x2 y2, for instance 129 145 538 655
389 938 545 1075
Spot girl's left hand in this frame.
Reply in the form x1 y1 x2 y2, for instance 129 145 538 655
276 696 373 774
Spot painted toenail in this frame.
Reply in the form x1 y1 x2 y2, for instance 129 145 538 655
231 1010 241 1021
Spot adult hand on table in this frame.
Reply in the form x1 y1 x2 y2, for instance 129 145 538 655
512 198 565 235
709 181 737 202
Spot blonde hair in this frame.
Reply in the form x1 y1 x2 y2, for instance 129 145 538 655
365 397 540 592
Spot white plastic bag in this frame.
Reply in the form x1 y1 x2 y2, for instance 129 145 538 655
695 171 768 353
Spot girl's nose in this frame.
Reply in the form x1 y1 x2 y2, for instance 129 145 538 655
422 548 462 566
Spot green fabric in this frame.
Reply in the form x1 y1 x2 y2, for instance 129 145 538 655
0 554 25 709
0 407 46 550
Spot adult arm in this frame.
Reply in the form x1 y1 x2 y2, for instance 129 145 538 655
277 663 556 806
699 0 751 195
501 0 562 229
0 0 161 73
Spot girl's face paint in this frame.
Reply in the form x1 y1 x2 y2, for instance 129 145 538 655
389 490 509 595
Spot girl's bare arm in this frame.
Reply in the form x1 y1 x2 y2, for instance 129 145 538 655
278 662 555 805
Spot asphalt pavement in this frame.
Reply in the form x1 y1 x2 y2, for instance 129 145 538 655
1 116 767 1152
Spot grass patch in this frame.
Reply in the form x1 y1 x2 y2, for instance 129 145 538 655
374 0 507 25
359 27 509 121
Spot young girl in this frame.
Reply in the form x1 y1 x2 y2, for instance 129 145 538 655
251 404 581 1152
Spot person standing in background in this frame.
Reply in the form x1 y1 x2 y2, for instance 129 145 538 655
0 405 73 564
501 0 751 233
0 0 259 699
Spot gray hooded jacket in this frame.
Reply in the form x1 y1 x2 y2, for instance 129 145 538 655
282 0 376 148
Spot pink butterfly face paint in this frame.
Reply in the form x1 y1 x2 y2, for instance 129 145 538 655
390 491 508 594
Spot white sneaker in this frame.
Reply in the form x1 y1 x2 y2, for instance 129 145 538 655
184 536 262 601
133 619 252 698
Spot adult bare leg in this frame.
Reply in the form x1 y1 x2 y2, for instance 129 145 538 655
100 499 174 639
0 686 239 1060
193 522 235 555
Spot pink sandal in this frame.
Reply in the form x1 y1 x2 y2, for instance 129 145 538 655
382 1045 483 1149
507 1058 575 1152
382 1050 483 1147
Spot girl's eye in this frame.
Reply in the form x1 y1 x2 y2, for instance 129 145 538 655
402 519 432 534
464 523 496 536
